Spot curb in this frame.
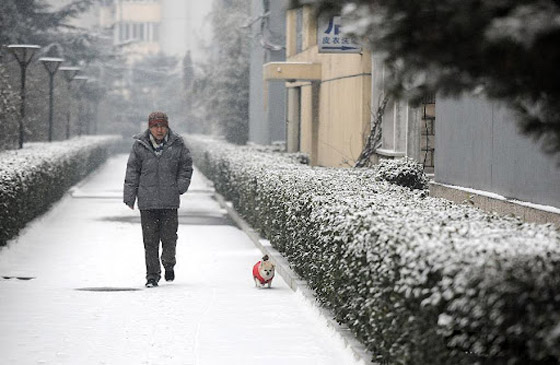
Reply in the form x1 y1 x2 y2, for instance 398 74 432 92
214 192 375 365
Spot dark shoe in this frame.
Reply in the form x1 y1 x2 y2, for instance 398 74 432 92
145 279 158 288
165 269 175 282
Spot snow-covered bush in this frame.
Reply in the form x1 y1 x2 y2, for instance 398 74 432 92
186 135 560 365
0 136 120 245
247 142 310 165
374 156 427 190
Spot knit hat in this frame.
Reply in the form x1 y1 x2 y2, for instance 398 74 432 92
148 111 169 128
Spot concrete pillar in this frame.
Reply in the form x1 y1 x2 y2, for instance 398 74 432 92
311 81 320 165
286 87 300 152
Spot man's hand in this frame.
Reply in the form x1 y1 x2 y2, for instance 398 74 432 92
125 202 134 210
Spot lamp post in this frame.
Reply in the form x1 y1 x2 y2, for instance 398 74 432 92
59 66 81 139
73 76 89 136
39 57 64 142
7 44 41 149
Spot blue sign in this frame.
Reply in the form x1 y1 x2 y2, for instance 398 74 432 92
318 16 361 53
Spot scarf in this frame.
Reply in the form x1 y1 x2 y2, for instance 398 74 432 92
149 133 168 156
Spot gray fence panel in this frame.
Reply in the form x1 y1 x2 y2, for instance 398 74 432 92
435 96 560 208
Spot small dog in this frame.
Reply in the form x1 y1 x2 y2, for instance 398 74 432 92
253 255 275 288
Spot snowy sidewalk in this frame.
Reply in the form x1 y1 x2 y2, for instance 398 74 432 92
0 154 363 365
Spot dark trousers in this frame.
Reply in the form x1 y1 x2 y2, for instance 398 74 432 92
140 209 178 282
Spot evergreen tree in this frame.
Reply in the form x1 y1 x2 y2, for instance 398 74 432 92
0 0 95 55
129 53 183 130
0 0 117 144
192 0 250 145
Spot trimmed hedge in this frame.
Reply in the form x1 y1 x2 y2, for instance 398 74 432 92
0 136 120 245
186 135 560 365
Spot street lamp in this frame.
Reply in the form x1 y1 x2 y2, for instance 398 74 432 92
59 66 81 139
39 57 64 142
7 44 41 149
73 75 89 136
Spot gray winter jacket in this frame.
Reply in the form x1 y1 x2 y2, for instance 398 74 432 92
124 129 193 210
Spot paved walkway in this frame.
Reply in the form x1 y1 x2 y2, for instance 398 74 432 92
0 154 362 365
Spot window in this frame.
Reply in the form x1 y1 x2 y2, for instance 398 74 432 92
116 22 160 42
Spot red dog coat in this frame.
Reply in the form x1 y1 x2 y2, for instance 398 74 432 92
253 261 274 285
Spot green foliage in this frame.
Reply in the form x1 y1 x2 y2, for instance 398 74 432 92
0 0 96 54
0 136 119 245
294 0 560 155
0 0 51 46
374 157 428 190
187 135 560 364
191 0 250 144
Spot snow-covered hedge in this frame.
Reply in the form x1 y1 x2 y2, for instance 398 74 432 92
0 136 120 245
375 156 428 190
186 135 560 364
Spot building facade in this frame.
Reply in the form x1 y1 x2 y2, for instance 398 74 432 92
96 0 212 63
107 0 162 63
264 4 430 168
264 6 372 166
264 3 558 222
249 0 287 145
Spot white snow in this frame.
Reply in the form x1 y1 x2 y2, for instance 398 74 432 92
0 136 119 178
0 154 364 365
433 181 560 214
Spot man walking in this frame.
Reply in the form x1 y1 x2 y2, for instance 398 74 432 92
124 111 193 288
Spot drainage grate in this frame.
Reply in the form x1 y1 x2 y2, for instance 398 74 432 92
2 276 36 280
75 287 141 292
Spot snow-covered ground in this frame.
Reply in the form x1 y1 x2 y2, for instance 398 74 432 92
0 154 364 365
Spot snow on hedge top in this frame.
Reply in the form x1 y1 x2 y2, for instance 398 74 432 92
0 136 119 182
186 135 559 258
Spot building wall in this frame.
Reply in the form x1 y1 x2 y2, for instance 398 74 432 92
249 37 266 144
116 1 161 22
320 74 371 165
299 83 315 158
98 0 213 62
107 0 162 64
249 0 287 145
285 6 372 167
435 95 560 208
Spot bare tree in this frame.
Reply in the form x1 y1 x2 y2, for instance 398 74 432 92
355 95 388 168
